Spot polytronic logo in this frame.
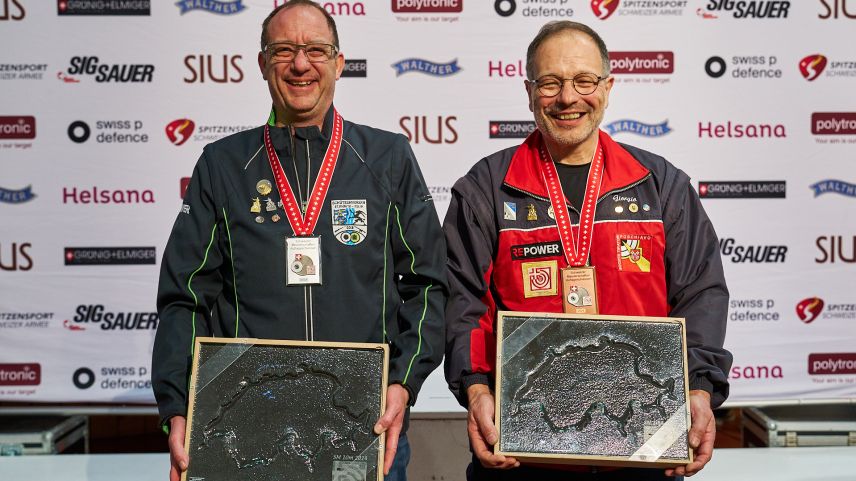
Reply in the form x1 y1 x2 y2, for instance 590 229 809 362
0 116 36 139
166 119 195 146
392 0 462 13
591 0 618 19
808 353 856 375
609 52 674 74
796 297 825 323
799 54 827 81
811 113 856 135
0 363 41 386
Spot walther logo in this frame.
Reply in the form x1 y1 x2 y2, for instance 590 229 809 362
490 121 535 139
392 0 462 12
808 353 856 375
65 247 156 266
609 52 674 74
0 363 41 386
0 116 36 139
812 112 856 135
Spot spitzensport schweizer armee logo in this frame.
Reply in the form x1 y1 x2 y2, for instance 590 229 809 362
591 0 618 19
166 119 195 146
799 55 827 81
796 297 824 323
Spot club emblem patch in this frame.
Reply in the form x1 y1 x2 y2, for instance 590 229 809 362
332 200 368 246
503 201 517 220
617 234 653 272
521 260 558 298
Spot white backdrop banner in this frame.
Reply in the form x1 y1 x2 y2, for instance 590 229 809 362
1 0 855 412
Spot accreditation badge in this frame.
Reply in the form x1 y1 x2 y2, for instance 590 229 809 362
561 266 598 314
286 236 322 285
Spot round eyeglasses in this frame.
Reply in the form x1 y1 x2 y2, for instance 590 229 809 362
530 73 607 97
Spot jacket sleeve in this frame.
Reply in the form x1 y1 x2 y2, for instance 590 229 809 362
386 135 448 405
152 150 224 425
443 170 499 408
662 170 733 408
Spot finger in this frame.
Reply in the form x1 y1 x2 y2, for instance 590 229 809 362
169 464 180 481
474 410 498 446
383 427 399 476
688 406 712 449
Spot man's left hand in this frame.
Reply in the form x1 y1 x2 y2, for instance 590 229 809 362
373 383 409 476
665 390 715 477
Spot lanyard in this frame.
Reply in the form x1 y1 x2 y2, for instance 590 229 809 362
537 138 604 267
263 109 343 236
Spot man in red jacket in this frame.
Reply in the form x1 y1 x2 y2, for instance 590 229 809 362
444 21 732 480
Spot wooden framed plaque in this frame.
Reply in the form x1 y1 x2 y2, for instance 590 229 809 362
495 311 691 468
183 337 388 481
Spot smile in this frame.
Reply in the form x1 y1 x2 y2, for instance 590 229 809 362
553 112 583 120
287 80 314 87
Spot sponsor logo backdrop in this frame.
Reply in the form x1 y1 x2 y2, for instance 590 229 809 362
1 0 854 410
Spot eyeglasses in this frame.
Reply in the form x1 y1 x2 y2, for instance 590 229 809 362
530 73 607 97
264 42 339 63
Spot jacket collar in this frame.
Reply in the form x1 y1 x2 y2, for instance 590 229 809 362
267 105 335 152
504 129 650 199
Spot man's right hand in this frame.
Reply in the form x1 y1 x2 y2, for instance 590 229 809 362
168 416 189 481
466 384 520 470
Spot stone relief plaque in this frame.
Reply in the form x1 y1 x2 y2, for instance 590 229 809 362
184 338 387 481
496 311 691 468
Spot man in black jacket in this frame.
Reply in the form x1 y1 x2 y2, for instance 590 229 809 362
152 2 447 480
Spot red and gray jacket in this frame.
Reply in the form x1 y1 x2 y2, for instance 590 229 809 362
444 130 732 408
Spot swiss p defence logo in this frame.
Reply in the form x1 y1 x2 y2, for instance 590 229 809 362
616 235 652 272
521 260 558 298
332 200 367 246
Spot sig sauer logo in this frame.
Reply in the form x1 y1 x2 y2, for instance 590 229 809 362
511 241 562 260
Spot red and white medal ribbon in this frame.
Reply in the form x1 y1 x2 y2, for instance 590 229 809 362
538 138 604 267
264 109 343 236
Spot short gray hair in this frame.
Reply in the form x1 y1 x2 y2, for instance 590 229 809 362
525 21 610 80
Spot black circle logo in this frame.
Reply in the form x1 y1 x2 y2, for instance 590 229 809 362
495 0 516 16
705 56 726 78
73 367 95 389
68 120 91 143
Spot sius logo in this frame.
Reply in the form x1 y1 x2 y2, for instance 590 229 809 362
65 247 157 266
811 112 856 135
799 54 827 81
490 121 535 139
0 0 25 20
394 0 461 13
808 353 856 375
698 181 786 199
811 180 856 198
698 121 786 138
58 0 150 15
391 58 461 77
604 119 671 137
400 115 458 144
796 297 824 323
0 364 40 386
166 119 195 146
341 59 367 78
0 116 35 139
176 0 245 14
719 238 787 263
819 0 856 18
701 0 790 18
184 54 243 83
63 56 154 83
71 304 159 331
0 242 33 272
0 185 36 204
815 235 856 264
62 186 156 205
609 52 673 74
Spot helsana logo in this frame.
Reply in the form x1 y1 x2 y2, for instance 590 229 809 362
591 0 618 19
166 119 195 146
799 54 827 81
796 297 824 323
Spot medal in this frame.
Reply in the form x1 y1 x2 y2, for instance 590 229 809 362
629 203 638 213
250 197 261 213
526 204 538 221
265 109 344 286
256 179 272 196
537 135 604 314
272 214 281 223
265 198 277 212
255 215 264 223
